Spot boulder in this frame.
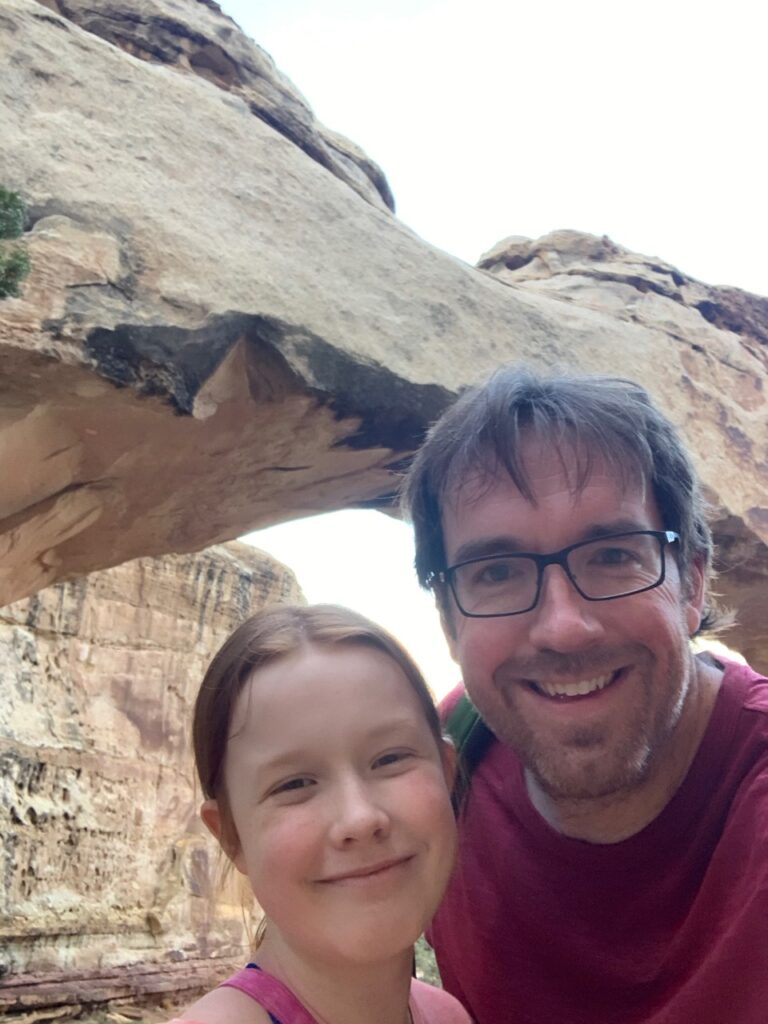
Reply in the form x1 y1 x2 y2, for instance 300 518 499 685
0 1 765 672
0 541 302 1008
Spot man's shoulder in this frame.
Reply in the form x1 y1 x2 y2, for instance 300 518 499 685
721 657 768 718
738 662 768 714
711 659 768 829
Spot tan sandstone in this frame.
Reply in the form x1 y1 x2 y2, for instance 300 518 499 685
0 542 302 1010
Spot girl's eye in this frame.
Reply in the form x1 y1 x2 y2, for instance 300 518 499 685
373 750 412 770
272 776 314 796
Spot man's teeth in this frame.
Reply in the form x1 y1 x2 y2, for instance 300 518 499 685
535 673 615 698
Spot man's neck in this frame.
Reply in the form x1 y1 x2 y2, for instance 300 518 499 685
525 655 724 844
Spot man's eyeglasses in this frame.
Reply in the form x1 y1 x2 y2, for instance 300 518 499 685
430 530 680 618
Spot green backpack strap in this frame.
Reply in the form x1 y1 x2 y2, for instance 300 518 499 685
444 691 494 811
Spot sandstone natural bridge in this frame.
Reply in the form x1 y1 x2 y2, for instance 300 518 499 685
1 0 766 1015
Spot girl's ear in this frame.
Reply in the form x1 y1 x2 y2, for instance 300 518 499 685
440 738 458 790
200 799 247 875
200 798 225 843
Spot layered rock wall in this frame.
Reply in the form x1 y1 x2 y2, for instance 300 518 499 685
0 542 302 1011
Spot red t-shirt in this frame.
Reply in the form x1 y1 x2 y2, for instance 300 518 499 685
430 659 768 1024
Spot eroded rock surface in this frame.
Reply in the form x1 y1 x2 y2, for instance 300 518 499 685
0 541 301 1008
0 2 766 669
37 0 394 212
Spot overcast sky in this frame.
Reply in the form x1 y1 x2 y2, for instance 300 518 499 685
222 0 763 694
223 0 767 292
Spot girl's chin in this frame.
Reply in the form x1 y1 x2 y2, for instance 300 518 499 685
271 928 425 970
331 931 423 964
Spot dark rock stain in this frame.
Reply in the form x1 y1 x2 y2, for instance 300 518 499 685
83 313 456 458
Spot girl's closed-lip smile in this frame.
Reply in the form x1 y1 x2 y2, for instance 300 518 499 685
319 855 415 884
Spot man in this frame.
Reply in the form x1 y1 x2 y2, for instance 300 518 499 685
402 367 768 1024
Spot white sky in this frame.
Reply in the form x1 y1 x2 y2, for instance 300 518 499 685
228 0 764 695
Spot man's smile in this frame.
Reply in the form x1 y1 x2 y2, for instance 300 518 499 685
523 668 622 700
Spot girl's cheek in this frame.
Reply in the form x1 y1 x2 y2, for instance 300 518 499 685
256 809 321 860
399 768 454 819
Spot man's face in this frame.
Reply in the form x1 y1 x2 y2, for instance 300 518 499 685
440 438 705 803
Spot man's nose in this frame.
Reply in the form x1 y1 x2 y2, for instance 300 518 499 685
526 564 604 652
329 776 391 845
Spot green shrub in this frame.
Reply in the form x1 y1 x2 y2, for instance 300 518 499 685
0 188 30 298
0 248 31 299
0 187 25 240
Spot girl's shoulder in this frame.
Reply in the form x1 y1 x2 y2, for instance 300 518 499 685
165 982 274 1024
410 978 473 1023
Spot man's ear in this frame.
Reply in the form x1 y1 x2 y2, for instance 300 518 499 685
200 799 247 875
684 556 707 636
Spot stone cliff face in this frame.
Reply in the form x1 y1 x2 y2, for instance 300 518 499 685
1 0 764 659
0 542 302 1011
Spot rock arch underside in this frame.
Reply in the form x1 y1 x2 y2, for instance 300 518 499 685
0 0 766 1014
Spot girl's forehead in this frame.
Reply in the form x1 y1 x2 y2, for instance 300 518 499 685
227 641 422 740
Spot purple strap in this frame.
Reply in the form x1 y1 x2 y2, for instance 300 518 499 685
220 965 320 1024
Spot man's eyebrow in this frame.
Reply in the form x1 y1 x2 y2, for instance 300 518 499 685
449 536 528 566
579 519 652 541
448 519 653 565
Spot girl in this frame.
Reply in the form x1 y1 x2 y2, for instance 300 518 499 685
169 604 471 1024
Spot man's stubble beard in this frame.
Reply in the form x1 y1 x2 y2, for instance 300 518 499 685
470 641 693 803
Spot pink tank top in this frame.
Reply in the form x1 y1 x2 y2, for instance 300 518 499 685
167 963 472 1023
221 965 317 1022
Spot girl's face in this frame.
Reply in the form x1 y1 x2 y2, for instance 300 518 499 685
202 642 457 966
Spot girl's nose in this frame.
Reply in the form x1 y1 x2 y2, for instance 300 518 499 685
329 778 391 845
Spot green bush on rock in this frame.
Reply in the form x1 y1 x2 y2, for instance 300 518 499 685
0 187 31 299
0 187 26 239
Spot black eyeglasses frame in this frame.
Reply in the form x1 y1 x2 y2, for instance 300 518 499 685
430 529 681 619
